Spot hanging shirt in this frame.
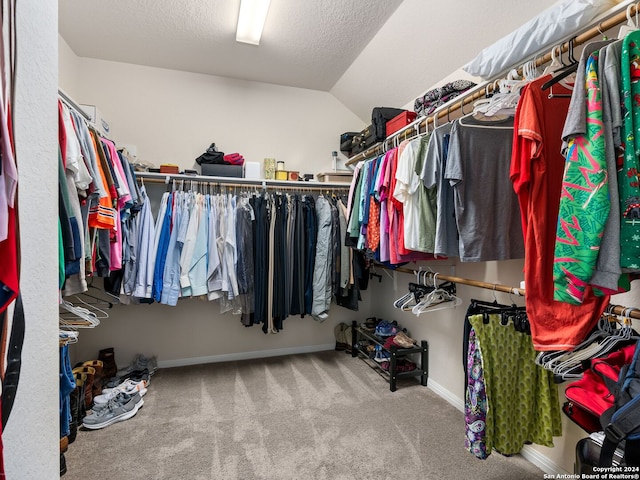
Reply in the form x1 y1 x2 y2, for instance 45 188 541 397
446 115 524 262
393 135 436 253
179 192 200 297
0 88 17 243
132 187 156 299
422 123 457 257
619 31 640 271
591 40 624 293
511 75 609 351
207 195 223 300
378 150 393 262
553 52 611 304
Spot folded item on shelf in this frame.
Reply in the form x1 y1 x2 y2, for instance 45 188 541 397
413 80 476 117
223 153 245 165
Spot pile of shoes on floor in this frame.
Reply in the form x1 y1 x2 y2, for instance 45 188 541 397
60 348 157 476
355 318 418 372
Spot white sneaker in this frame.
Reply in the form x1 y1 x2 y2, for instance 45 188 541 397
94 379 148 404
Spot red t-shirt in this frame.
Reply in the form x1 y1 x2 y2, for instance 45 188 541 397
0 207 18 313
511 76 609 351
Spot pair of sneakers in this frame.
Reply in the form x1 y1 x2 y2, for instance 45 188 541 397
93 378 148 405
82 391 144 430
375 320 401 337
373 345 391 363
117 354 157 378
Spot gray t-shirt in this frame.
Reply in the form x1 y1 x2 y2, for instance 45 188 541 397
590 40 622 290
421 122 457 257
560 39 614 155
445 115 524 262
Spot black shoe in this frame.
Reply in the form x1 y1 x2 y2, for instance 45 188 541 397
60 453 67 477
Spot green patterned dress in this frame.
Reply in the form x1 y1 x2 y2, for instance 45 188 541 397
468 315 562 455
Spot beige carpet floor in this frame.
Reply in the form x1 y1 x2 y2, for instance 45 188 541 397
63 351 545 479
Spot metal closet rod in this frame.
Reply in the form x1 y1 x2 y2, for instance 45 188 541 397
380 264 525 296
345 2 638 167
58 88 90 121
380 265 640 320
136 172 349 191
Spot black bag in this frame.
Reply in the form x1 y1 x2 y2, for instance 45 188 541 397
575 437 625 474
371 107 406 142
598 339 640 467
350 126 374 156
195 143 225 165
340 132 359 156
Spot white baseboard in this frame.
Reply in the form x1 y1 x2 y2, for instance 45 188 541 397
427 378 465 413
427 378 569 476
157 343 335 369
521 445 570 476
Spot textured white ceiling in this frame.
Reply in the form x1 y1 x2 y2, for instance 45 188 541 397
60 0 615 123
58 0 403 92
330 0 561 121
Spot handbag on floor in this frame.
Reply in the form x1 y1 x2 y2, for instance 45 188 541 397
575 436 625 474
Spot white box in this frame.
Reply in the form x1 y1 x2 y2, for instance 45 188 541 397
80 104 111 137
244 161 261 179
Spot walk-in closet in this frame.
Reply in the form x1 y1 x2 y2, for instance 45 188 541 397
5 0 640 478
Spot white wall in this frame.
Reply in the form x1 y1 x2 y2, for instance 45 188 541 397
4 1 59 478
69 299 368 369
58 52 370 368
59 34 80 97
71 57 365 173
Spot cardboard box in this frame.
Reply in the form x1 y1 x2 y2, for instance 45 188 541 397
316 171 353 183
201 164 244 178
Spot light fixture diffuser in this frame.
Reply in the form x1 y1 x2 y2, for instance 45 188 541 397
236 0 272 46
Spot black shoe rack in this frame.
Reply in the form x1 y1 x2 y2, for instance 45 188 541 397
351 320 428 392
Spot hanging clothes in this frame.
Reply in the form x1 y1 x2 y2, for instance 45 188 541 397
393 134 437 253
553 43 615 304
446 115 524 262
422 122 457 258
511 74 609 351
618 31 640 271
467 313 562 457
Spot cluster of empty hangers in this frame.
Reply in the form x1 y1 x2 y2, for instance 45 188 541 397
393 270 462 316
59 284 118 346
536 306 639 381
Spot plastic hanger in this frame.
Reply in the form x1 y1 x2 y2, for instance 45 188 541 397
541 37 578 91
542 45 564 76
618 3 638 40
412 274 461 315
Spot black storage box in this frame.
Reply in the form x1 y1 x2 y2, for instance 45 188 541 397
201 164 244 178
371 107 407 141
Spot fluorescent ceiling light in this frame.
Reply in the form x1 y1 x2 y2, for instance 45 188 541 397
236 0 272 45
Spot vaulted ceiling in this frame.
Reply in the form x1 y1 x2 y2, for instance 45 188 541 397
59 0 563 120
